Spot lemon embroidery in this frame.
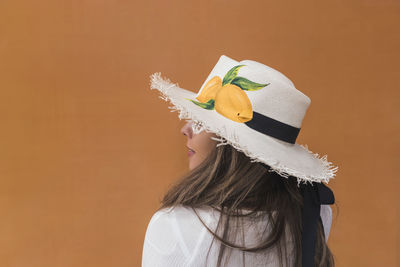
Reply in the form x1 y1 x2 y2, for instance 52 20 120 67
195 76 222 103
214 83 253 123
185 65 270 123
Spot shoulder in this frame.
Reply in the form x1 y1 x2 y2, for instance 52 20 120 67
143 206 185 254
144 205 214 234
144 205 216 239
142 205 216 266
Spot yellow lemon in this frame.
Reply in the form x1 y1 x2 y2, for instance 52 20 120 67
214 84 253 123
196 76 222 103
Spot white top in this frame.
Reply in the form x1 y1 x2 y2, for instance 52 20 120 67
142 204 332 267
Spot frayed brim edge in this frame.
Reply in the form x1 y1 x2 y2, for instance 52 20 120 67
149 72 339 186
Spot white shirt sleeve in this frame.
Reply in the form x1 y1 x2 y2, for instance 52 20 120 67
141 207 193 267
320 204 333 241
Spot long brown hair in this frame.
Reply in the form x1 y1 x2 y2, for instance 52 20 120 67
159 141 336 267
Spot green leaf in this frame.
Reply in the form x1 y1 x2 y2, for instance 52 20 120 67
231 76 270 91
185 98 215 110
222 65 246 86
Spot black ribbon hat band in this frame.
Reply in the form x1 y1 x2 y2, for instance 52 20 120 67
244 111 301 144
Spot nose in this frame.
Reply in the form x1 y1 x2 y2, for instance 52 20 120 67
180 121 193 138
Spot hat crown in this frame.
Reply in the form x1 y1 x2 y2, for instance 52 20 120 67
196 55 311 128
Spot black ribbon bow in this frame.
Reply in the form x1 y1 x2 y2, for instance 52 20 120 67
299 181 335 266
259 163 335 266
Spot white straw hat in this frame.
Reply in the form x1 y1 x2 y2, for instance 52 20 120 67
149 55 338 185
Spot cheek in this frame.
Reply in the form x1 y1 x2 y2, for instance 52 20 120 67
192 133 217 157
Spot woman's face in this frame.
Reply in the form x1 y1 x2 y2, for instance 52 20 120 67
180 120 218 170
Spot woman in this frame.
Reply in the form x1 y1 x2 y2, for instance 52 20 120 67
142 55 338 266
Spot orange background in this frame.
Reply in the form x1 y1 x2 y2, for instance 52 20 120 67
1 0 399 266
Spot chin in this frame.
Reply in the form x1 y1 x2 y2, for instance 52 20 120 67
189 162 195 170
188 158 197 170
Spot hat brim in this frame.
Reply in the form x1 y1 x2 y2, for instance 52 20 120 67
149 72 338 184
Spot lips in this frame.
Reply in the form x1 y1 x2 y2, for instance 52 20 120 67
187 145 195 153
